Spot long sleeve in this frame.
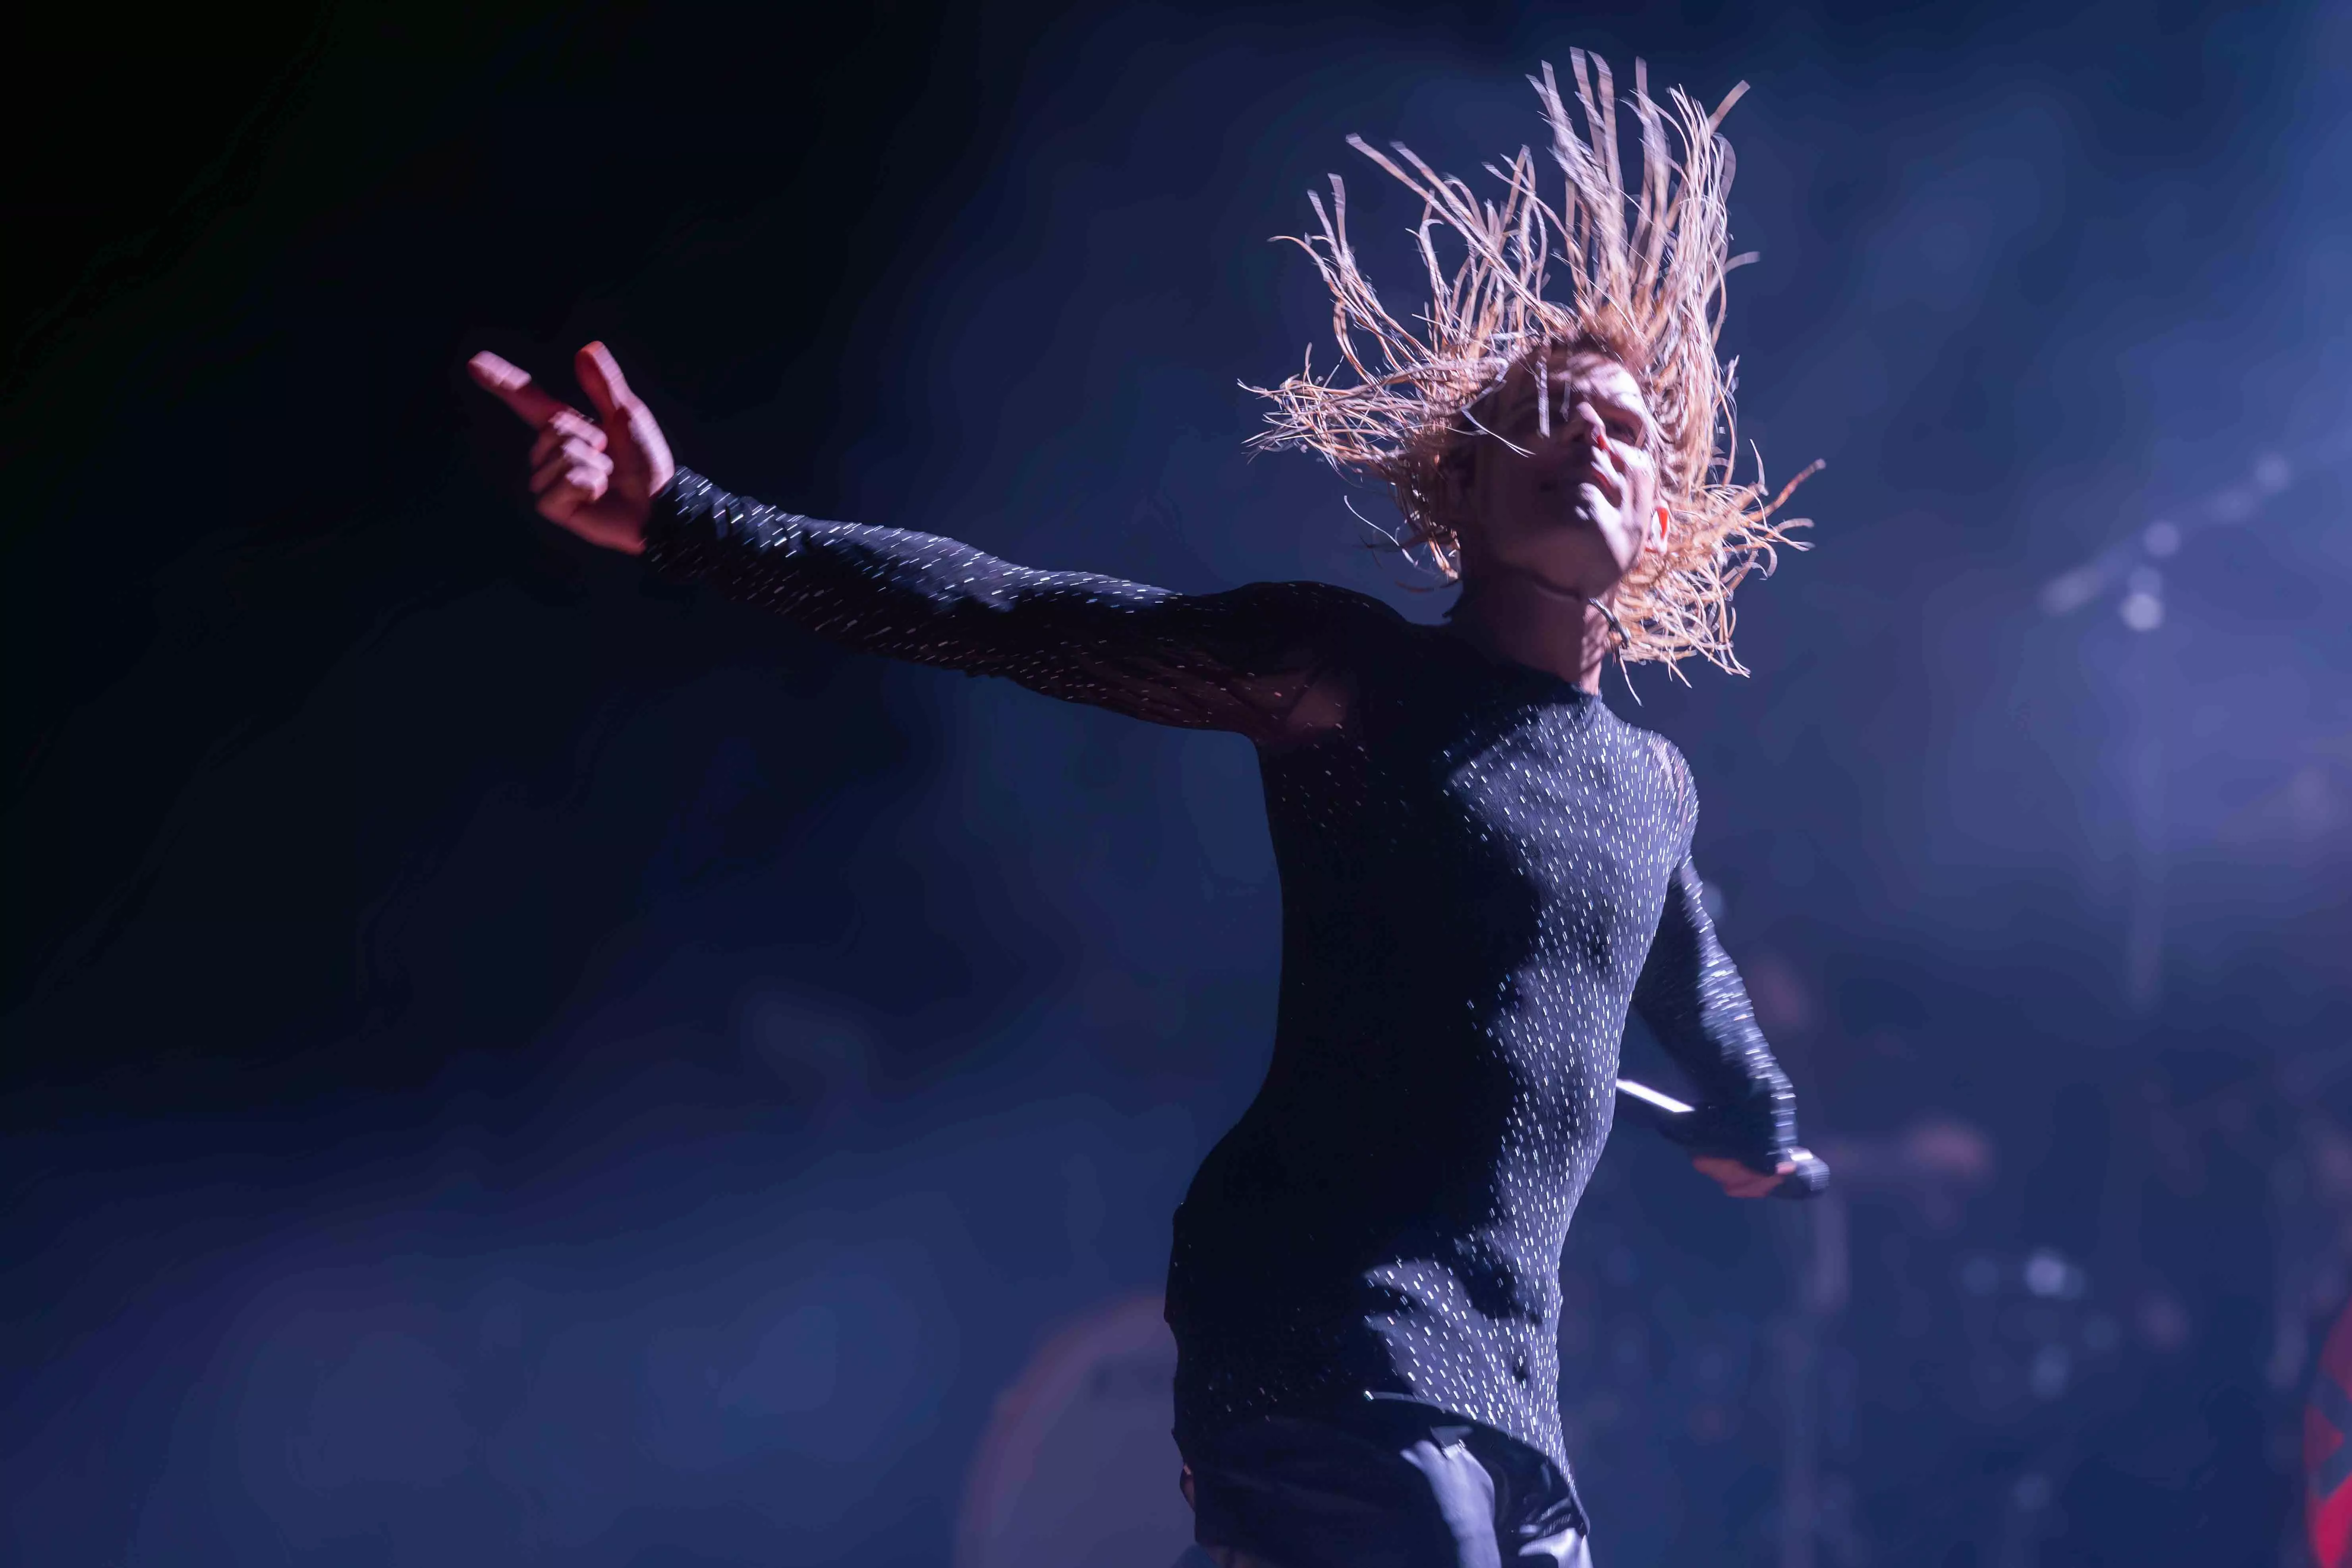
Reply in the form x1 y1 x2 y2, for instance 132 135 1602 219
643 467 1378 741
1628 756 1802 1171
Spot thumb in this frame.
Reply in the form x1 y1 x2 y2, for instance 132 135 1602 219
574 340 638 422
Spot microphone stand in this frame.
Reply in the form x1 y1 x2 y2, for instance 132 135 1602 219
2036 437 2339 1012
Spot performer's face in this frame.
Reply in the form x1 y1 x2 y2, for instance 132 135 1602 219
1451 352 1668 601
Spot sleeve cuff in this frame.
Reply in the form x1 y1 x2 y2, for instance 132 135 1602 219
642 466 717 581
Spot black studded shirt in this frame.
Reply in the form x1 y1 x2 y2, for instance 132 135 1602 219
644 469 1802 1477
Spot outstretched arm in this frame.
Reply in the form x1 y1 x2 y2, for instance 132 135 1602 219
470 344 1359 742
645 470 1361 738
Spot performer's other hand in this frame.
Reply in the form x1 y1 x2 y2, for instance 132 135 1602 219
467 342 675 555
1692 1154 1794 1199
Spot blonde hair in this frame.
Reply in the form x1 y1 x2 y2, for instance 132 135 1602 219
1249 52 1815 674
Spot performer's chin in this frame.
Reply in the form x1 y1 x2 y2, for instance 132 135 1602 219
1567 484 1618 536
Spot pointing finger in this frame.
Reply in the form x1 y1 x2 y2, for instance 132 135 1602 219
469 352 579 428
573 340 638 422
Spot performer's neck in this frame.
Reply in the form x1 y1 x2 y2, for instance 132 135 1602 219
1447 575 1618 695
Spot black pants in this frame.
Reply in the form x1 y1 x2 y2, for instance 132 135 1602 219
1181 1398 1594 1568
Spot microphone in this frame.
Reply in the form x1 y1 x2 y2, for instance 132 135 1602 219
1614 1078 1830 1200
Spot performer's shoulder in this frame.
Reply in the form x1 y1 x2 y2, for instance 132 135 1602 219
1204 579 1416 643
1213 579 1410 619
1624 724 1699 819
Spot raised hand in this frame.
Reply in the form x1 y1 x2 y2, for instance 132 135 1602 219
468 341 675 555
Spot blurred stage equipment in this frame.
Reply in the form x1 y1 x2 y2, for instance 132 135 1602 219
2305 1294 2352 1567
2270 1064 2352 1395
2037 432 2346 1011
1948 1242 2136 1568
1771 1119 1995 1568
954 1294 1194 1568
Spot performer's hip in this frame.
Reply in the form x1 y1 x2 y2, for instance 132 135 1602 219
1178 1396 1591 1568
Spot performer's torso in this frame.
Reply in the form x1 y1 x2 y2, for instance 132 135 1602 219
1166 623 1691 1471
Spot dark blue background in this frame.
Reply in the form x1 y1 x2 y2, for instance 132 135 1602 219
6 2 2349 1562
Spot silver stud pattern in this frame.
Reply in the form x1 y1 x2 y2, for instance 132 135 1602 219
647 469 1803 1477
